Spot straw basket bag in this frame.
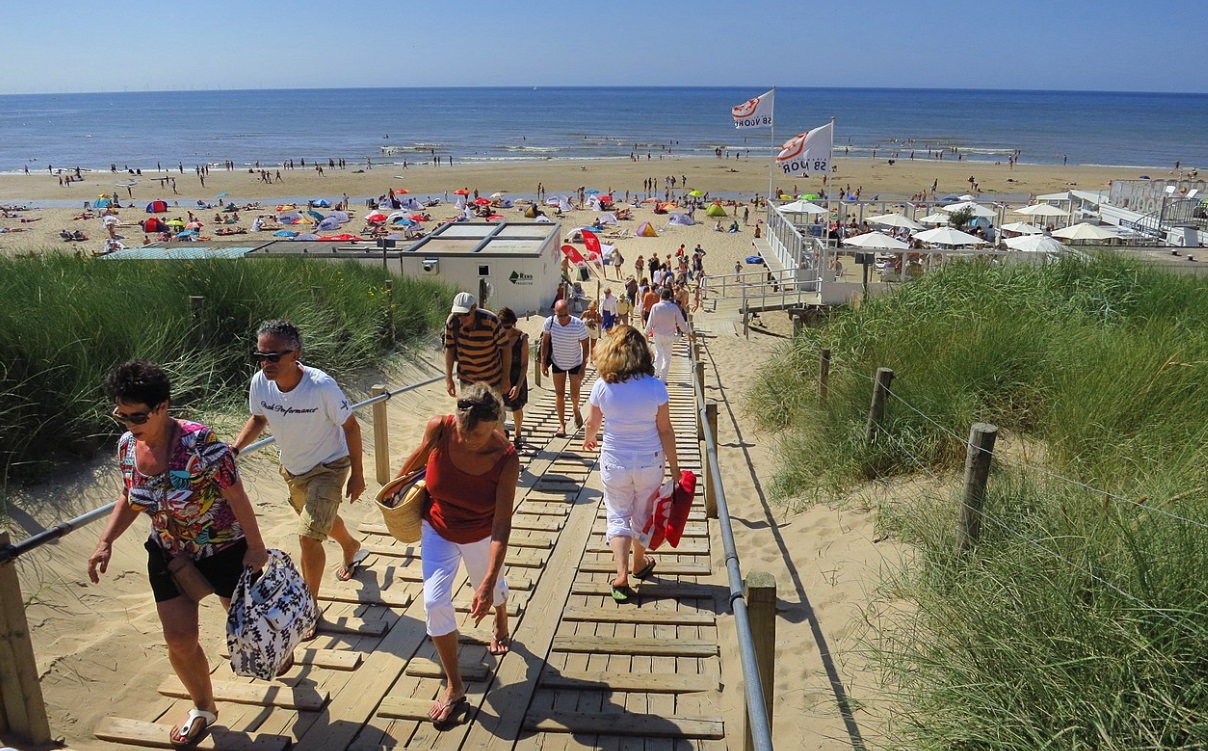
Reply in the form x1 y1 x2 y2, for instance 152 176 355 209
375 468 427 543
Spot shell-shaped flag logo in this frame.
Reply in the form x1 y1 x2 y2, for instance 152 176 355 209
778 132 808 161
732 97 760 118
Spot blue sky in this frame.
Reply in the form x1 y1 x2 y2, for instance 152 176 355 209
3 0 1205 95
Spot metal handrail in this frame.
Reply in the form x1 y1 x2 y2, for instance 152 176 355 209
691 342 773 750
0 374 444 564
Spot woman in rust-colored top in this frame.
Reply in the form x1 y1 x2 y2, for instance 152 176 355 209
394 383 518 727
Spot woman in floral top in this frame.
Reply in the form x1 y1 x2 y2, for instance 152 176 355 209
87 361 267 748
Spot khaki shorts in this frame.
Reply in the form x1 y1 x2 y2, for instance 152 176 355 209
280 456 351 541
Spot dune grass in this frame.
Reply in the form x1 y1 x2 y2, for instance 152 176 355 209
0 254 449 484
750 256 1208 749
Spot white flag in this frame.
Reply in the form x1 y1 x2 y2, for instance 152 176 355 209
776 122 833 176
731 89 774 129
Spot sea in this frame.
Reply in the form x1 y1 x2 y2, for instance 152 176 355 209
0 86 1205 175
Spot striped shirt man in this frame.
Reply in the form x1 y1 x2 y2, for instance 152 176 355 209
444 297 509 394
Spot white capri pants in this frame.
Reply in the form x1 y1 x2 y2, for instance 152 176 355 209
599 449 665 545
420 520 508 637
652 334 676 382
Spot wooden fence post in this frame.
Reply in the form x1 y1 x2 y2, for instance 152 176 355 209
189 296 205 347
743 571 777 751
0 532 52 744
704 401 719 519
370 385 390 485
532 342 542 389
819 348 831 403
864 367 894 443
957 423 998 552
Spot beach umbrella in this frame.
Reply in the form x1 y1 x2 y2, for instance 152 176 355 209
175 229 198 238
392 188 409 195
312 198 331 208
599 195 613 203
781 200 828 215
800 193 820 200
366 212 388 224
215 193 229 199
1004 235 1068 253
913 226 986 246
318 233 362 242
585 189 600 195
102 215 120 226
487 214 505 221
843 231 910 250
1000 221 1044 235
276 204 297 212
185 221 203 230
1013 203 1068 218
489 192 506 200
473 197 491 206
453 189 469 196
867 213 924 230
306 209 325 222
917 212 951 226
688 190 704 197
941 201 996 218
293 233 320 241
273 230 297 237
165 219 185 227
1051 222 1120 241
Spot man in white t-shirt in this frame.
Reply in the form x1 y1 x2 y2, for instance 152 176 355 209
600 287 619 331
232 320 367 625
540 299 590 437
645 288 693 382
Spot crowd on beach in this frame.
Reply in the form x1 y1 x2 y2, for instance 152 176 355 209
85 276 696 744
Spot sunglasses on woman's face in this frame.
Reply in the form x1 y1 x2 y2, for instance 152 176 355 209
252 349 293 363
111 406 154 425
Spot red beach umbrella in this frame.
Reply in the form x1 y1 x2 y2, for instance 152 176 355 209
453 189 470 196
473 198 492 206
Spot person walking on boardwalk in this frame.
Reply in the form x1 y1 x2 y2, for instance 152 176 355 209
231 320 367 637
444 291 512 398
88 361 269 747
645 287 694 382
540 298 590 437
581 326 680 603
498 306 529 449
392 384 519 725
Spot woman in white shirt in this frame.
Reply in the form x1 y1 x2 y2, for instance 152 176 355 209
582 326 679 602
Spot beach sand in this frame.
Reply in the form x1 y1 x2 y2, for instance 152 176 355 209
0 154 1157 748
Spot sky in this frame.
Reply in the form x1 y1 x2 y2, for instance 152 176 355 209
3 0 1206 95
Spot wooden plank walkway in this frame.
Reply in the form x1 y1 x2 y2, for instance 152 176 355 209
90 340 727 750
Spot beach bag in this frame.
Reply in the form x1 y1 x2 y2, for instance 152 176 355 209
226 550 317 681
641 470 698 551
375 468 428 543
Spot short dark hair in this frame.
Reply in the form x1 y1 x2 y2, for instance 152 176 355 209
104 360 171 407
257 319 302 351
498 307 518 325
660 288 674 300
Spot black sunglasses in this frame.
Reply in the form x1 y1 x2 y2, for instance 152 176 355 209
252 349 294 363
111 406 155 425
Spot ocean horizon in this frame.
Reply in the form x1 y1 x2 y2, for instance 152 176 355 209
1 86 1204 174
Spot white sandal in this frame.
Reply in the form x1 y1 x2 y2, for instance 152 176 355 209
170 707 217 747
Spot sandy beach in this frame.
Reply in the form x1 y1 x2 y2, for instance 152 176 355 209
0 153 1164 749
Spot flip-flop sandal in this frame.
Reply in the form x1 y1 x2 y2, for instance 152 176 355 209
554 431 567 438
169 708 216 748
610 582 636 603
335 548 370 581
489 634 511 655
429 695 468 727
633 557 657 580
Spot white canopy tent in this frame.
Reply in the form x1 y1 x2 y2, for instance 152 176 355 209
1014 203 1069 218
1000 221 1044 235
1004 235 1068 253
780 200 829 215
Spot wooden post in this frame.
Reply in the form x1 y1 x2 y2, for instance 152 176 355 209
311 285 322 301
695 360 705 394
864 367 894 443
533 341 542 389
370 385 390 485
704 401 719 519
743 571 777 751
957 423 998 552
819 348 831 403
384 279 395 344
792 314 803 337
189 295 205 347
0 532 52 744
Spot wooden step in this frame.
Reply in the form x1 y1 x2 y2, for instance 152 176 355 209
94 716 291 750
571 581 717 600
551 635 717 657
317 587 412 608
218 646 361 671
158 677 328 711
523 710 723 739
377 695 476 723
577 559 710 576
405 658 490 681
560 606 715 626
539 669 719 694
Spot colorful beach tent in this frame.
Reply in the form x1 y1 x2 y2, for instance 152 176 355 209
637 222 658 237
705 204 727 217
668 213 695 226
141 217 167 232
145 200 168 213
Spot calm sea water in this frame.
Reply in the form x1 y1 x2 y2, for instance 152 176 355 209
0 87 1204 174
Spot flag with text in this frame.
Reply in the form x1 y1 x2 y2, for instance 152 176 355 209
776 122 833 176
731 89 774 129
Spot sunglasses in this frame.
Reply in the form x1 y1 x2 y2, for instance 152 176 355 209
252 349 293 363
111 406 156 425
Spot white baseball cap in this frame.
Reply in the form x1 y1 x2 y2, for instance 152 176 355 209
451 292 476 314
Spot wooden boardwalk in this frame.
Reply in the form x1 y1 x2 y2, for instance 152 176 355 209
91 341 729 751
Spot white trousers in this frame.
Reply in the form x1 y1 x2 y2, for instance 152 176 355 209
653 334 676 382
420 520 508 637
600 450 665 546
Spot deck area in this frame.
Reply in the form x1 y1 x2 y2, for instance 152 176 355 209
90 341 729 751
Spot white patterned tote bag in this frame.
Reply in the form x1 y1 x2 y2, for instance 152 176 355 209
226 549 318 681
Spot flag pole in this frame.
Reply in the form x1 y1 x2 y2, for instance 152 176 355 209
767 86 777 212
826 116 836 287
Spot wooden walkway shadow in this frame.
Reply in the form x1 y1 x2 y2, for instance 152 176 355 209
91 341 728 750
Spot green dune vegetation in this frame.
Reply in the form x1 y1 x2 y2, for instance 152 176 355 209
0 255 448 485
752 257 1208 749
